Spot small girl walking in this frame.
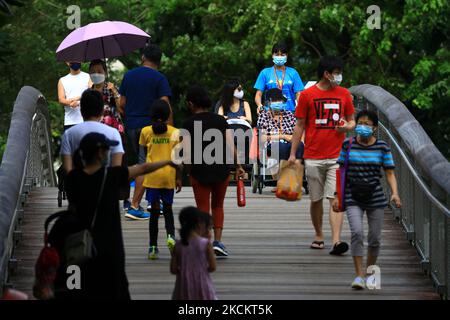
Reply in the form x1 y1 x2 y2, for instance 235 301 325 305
139 99 182 260
171 207 217 300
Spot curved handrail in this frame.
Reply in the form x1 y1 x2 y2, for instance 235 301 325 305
349 84 450 201
0 86 56 297
350 84 450 299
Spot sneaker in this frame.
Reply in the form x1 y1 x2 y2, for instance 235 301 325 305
123 199 131 212
148 246 159 260
212 240 229 257
167 235 176 253
351 276 366 290
125 207 150 220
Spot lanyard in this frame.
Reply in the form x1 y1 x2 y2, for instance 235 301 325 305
273 66 286 90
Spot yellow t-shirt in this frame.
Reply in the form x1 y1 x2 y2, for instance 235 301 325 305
139 125 179 189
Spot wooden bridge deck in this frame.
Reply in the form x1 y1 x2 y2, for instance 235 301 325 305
9 187 439 300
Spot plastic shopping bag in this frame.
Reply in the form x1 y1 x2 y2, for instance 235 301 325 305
276 160 303 201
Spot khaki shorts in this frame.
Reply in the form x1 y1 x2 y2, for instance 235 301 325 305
304 159 339 202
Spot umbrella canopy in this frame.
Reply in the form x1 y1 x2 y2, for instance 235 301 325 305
56 20 150 62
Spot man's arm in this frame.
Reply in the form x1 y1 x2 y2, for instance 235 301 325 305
111 152 124 167
161 96 173 125
62 155 73 173
288 118 305 164
58 79 74 107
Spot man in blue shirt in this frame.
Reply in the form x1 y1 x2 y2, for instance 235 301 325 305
119 44 172 219
254 43 304 113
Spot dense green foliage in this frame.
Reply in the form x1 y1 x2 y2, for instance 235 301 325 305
0 0 449 159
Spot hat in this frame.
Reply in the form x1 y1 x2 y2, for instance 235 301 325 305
266 88 287 102
79 132 119 153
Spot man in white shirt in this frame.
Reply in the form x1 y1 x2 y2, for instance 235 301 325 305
58 62 92 131
61 90 124 173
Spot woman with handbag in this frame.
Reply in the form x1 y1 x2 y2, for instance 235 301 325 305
58 132 176 300
332 110 402 290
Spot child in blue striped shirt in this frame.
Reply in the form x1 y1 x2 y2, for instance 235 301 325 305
333 110 402 290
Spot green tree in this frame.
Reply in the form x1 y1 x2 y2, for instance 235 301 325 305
0 0 449 160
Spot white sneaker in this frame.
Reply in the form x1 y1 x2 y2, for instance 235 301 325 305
351 276 366 290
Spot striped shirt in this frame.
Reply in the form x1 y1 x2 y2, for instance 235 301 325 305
337 138 395 209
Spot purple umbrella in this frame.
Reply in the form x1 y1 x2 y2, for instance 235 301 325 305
56 20 150 62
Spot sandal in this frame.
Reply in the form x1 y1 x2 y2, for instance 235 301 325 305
310 240 324 249
329 241 349 255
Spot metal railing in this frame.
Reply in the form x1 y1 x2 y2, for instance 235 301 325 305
0 86 56 297
350 84 450 299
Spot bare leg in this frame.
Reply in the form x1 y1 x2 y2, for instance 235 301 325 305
310 200 324 241
328 198 344 245
131 175 145 209
366 255 378 273
214 228 223 242
353 256 365 277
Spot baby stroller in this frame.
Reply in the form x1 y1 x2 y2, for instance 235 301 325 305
56 165 67 207
250 126 278 194
250 106 309 195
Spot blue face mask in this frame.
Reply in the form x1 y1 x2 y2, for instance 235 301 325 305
70 62 81 71
355 125 373 138
273 55 287 66
269 101 286 112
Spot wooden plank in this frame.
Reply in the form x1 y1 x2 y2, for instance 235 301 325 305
8 187 439 300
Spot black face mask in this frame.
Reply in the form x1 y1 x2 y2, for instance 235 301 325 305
70 62 81 71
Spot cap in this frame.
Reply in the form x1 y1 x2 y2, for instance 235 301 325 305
79 132 119 153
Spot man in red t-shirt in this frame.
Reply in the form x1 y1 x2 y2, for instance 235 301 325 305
288 56 355 255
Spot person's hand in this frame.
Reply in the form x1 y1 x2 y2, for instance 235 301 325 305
176 179 182 193
391 194 402 208
335 118 350 133
332 197 340 212
235 165 245 179
257 105 264 114
107 82 115 91
287 154 296 165
69 100 79 108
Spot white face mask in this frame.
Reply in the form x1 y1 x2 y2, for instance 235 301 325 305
331 73 343 86
90 73 106 85
234 90 244 100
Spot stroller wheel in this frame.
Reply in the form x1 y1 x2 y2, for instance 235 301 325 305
57 192 62 207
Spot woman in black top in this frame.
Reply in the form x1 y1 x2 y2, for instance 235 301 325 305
59 132 175 300
182 86 244 257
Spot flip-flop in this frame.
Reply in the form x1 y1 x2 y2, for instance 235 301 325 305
310 241 324 249
329 241 349 255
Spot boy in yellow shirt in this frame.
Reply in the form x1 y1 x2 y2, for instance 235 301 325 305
139 100 181 260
